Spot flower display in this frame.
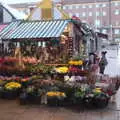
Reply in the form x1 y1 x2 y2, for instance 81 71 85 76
93 88 102 94
47 91 66 97
22 57 38 64
5 82 21 90
55 67 68 73
69 67 81 73
68 60 83 66
21 78 30 82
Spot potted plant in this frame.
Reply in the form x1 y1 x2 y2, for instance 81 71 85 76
2 82 21 99
19 85 43 105
93 88 109 108
47 91 66 106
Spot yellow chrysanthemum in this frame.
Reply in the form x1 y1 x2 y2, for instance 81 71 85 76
55 67 68 73
5 82 21 90
68 60 83 65
47 92 66 97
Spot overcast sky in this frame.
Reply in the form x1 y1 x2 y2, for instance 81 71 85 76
0 0 60 4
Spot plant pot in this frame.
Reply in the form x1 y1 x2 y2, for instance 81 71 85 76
93 94 109 108
47 97 64 107
2 90 19 100
19 93 41 105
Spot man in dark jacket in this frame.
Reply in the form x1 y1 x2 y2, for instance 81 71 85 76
99 51 108 74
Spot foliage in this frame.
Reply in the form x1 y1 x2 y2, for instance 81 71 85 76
27 63 54 74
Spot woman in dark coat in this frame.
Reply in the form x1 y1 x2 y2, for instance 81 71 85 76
99 51 108 74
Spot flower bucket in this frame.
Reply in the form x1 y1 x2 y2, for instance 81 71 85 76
2 90 19 100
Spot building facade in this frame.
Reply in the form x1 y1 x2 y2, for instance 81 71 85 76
61 0 120 42
0 3 26 24
9 0 120 42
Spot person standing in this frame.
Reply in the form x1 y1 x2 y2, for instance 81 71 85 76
99 51 108 74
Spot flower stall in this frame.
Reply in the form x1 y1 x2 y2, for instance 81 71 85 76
0 19 118 108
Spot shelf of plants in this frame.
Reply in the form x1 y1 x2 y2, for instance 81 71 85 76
0 57 117 108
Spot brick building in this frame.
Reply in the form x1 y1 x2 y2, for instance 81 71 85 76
61 0 120 42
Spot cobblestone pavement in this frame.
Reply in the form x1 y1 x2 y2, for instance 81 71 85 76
0 46 120 120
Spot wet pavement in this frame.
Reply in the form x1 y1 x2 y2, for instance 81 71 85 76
0 45 120 120
0 98 120 120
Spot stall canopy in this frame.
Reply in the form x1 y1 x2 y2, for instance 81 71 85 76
0 21 21 38
0 24 8 32
1 19 72 40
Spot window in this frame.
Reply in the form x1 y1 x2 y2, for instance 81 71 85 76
63 6 66 10
69 13 72 17
76 5 79 9
115 2 118 6
89 12 92 16
115 38 120 42
114 29 119 34
102 29 107 34
95 20 100 26
115 9 119 15
103 11 106 16
102 4 106 7
82 5 86 8
82 12 86 17
75 13 79 17
96 4 99 8
96 12 100 16
68 5 72 9
89 5 92 8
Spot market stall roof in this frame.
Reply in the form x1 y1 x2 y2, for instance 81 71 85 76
2 19 71 40
0 21 23 38
0 24 8 32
